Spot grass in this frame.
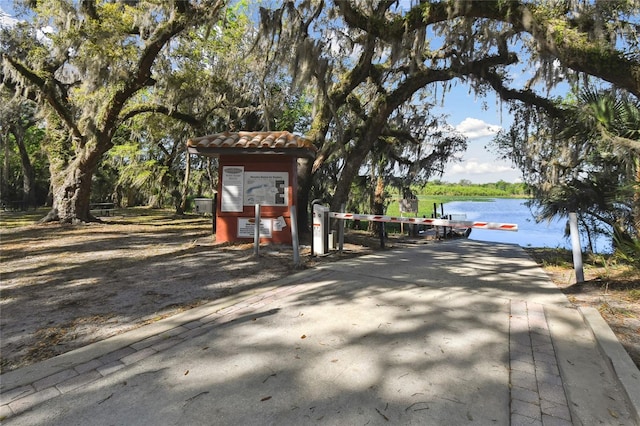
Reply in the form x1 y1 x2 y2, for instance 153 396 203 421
599 302 636 318
525 247 574 268
628 289 640 302
0 208 49 228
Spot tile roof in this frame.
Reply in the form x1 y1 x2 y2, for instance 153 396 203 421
187 131 316 158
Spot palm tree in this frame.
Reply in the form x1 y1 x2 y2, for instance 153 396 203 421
575 90 640 239
556 90 640 247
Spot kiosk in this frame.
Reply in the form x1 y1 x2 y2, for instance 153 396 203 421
186 131 316 244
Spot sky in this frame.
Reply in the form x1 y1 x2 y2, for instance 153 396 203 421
0 1 524 184
438 88 521 184
0 3 16 27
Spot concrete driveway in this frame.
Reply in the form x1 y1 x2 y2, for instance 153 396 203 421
1 240 638 425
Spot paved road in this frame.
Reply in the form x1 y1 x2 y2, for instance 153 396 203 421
1 240 638 425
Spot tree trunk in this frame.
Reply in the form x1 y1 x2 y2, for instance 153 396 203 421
178 151 191 214
41 144 104 223
634 158 640 240
369 174 385 234
331 144 369 212
296 157 313 234
207 158 216 194
13 125 36 208
1 131 9 201
331 117 386 211
21 160 35 208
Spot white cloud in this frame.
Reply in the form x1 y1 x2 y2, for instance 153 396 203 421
0 9 18 28
449 161 514 175
455 118 501 140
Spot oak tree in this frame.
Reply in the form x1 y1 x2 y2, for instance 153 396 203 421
1 0 226 222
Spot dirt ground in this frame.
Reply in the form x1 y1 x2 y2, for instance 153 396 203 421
0 208 371 374
1 209 638 374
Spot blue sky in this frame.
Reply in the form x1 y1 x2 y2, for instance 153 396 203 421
437 86 521 184
0 2 16 27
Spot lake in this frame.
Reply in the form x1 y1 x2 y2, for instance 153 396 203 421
443 198 611 253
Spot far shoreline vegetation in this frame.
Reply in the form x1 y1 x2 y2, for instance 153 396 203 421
384 180 528 217
415 180 528 199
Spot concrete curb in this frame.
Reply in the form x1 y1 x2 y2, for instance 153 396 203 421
579 306 640 423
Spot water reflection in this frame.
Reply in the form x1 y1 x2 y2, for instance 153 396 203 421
444 199 611 253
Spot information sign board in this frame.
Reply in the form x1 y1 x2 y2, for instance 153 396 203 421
221 166 244 212
243 172 288 206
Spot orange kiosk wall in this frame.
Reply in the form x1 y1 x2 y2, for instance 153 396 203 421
216 155 298 244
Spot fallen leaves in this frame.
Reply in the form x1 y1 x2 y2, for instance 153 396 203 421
405 401 430 412
375 407 389 421
262 373 277 383
97 393 113 405
183 391 209 406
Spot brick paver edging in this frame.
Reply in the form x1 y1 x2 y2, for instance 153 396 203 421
510 300 572 426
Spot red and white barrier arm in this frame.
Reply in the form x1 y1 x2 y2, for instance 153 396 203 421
328 212 518 232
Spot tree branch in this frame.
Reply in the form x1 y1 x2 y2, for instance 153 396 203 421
338 1 640 97
100 1 225 142
479 69 566 118
120 105 202 128
3 56 84 141
507 6 640 97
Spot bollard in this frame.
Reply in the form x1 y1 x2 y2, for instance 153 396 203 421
569 212 584 283
338 203 345 253
290 205 300 267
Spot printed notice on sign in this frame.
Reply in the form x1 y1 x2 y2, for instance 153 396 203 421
237 218 273 238
243 172 288 206
221 166 244 212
